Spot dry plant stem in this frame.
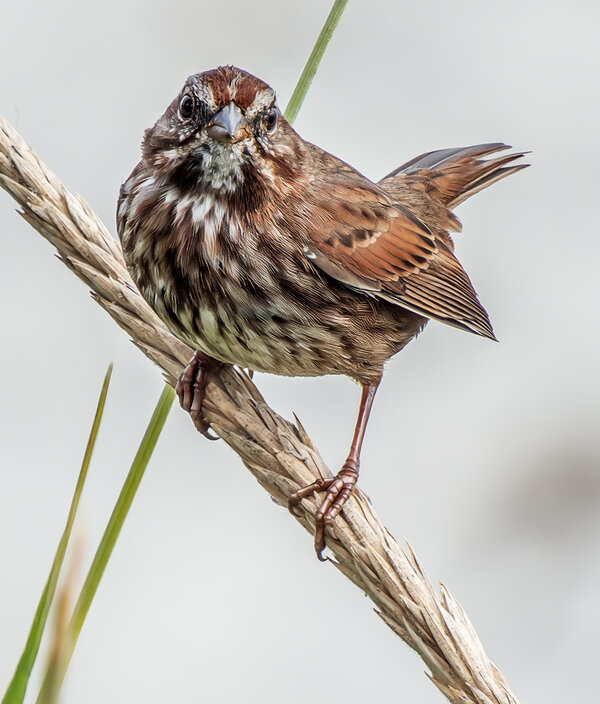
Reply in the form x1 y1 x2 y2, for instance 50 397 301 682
0 114 522 704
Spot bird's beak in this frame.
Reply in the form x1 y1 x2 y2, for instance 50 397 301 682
207 102 247 143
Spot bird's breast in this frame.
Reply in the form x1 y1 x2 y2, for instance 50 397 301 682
124 184 418 380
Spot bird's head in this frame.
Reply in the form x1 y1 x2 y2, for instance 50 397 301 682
142 66 303 196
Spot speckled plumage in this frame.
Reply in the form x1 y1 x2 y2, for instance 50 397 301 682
118 67 525 382
117 66 527 556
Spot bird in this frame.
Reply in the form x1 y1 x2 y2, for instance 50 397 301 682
117 65 528 558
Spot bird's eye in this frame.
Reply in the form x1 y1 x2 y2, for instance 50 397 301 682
264 107 278 133
178 94 195 120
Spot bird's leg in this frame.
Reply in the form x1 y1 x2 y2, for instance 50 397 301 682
289 376 381 560
176 350 221 440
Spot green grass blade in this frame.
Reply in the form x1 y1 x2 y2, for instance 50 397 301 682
35 383 175 702
2 364 114 704
284 0 349 124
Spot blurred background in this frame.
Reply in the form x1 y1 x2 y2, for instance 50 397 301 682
1 1 599 702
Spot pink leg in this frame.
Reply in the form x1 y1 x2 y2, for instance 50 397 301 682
289 377 381 559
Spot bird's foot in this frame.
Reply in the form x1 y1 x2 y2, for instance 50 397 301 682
176 350 221 440
289 460 359 560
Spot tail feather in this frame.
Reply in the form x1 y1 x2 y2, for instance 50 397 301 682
379 143 529 209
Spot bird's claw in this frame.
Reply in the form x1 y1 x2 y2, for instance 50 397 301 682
289 462 359 560
176 350 220 440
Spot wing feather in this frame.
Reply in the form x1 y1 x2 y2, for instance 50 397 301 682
301 145 499 339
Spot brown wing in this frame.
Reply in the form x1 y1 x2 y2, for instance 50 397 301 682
302 148 496 339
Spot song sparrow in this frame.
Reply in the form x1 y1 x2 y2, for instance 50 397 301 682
117 66 527 558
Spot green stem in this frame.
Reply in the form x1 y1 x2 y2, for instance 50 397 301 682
35 384 175 702
284 0 349 124
3 365 113 704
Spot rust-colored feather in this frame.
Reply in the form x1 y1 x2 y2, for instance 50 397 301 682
200 65 271 110
301 149 505 339
380 143 529 209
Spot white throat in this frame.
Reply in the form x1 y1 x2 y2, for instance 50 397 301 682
199 142 246 193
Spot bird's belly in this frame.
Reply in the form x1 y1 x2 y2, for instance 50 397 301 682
160 295 421 384
136 261 330 376
142 258 425 382
170 300 346 377
178 302 304 374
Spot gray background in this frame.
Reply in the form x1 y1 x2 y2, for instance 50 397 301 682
1 1 599 702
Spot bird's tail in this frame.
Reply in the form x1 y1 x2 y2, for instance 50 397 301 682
379 143 528 209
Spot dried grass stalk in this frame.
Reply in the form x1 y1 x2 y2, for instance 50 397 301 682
0 114 521 704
